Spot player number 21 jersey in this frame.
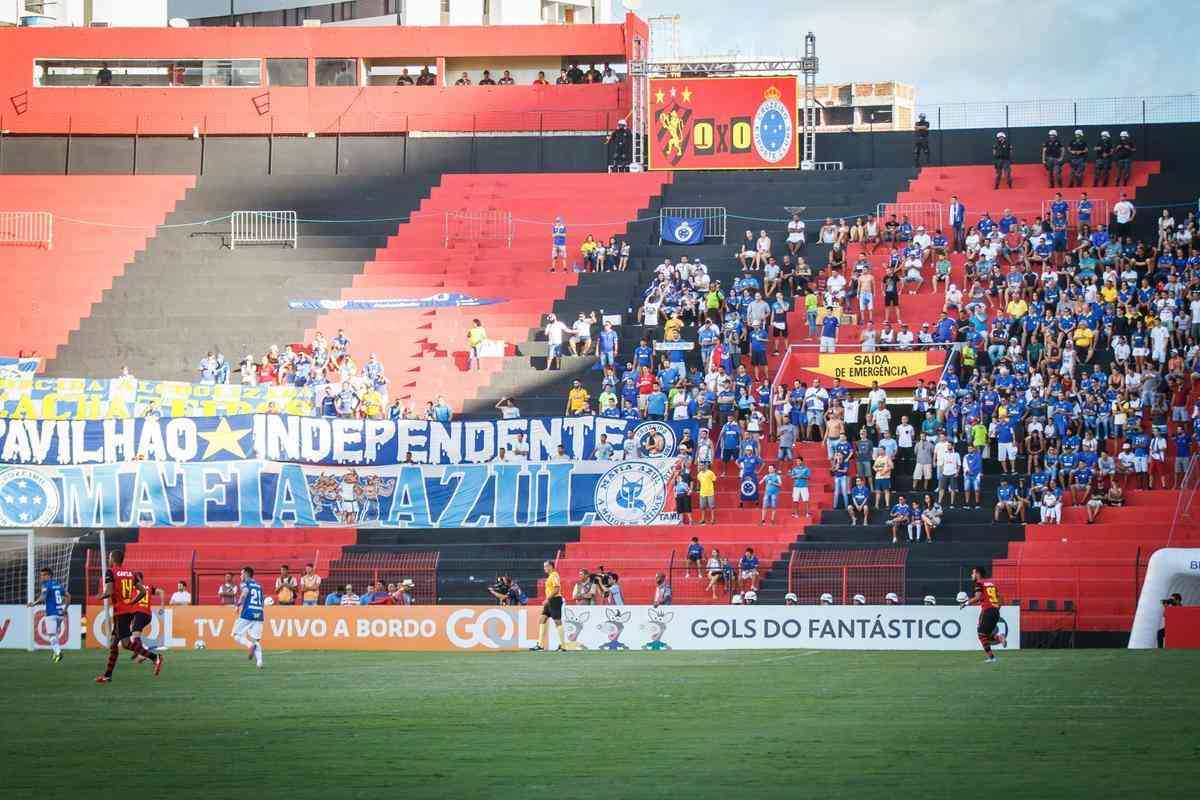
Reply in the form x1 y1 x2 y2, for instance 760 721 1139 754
240 579 265 621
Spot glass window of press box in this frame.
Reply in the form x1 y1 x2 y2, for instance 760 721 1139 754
316 59 359 86
34 59 263 87
267 59 309 87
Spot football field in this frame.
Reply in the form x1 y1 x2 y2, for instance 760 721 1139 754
3 648 1196 798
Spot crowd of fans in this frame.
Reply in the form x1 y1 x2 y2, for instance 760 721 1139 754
208 565 417 607
446 63 623 86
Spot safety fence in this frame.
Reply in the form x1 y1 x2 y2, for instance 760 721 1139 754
876 201 944 234
658 206 727 245
444 209 513 248
787 548 907 605
230 210 297 249
324 550 439 605
915 93 1200 130
0 210 53 249
1039 198 1110 230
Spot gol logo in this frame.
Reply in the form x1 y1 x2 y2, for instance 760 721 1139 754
446 608 529 650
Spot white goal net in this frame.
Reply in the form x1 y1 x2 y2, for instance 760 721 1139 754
0 531 78 650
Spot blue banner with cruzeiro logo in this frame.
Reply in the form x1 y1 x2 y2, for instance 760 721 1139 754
660 216 705 245
0 458 679 529
0 415 697 467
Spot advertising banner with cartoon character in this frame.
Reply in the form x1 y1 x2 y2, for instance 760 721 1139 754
0 458 680 528
647 76 800 171
0 414 697 467
563 605 1022 651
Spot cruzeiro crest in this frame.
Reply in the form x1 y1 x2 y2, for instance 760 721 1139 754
593 461 668 526
0 467 60 526
673 220 696 243
753 86 794 164
630 421 677 458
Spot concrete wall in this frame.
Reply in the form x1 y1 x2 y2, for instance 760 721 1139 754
2 122 1197 176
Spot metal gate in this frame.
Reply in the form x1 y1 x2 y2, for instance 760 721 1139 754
658 206 727 244
876 201 944 234
0 211 53 249
230 210 298 249
443 210 513 248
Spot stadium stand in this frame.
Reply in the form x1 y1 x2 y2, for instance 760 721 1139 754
0 176 194 362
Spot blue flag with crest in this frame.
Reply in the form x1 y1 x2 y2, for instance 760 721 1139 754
661 216 704 245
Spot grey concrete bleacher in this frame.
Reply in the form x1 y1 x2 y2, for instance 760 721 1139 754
47 174 439 380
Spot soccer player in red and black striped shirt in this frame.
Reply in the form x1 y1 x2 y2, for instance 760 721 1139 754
95 550 163 683
961 565 1007 663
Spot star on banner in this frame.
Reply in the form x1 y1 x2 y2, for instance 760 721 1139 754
199 417 250 460
681 87 692 103
654 89 665 104
669 86 677 98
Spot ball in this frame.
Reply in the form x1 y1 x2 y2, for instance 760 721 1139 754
194 639 206 650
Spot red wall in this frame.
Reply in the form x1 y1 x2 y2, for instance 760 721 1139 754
0 16 645 134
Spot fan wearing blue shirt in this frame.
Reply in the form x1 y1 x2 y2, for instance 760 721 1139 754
819 310 839 353
759 466 783 523
719 420 742 474
887 497 912 544
962 447 984 508
790 460 812 517
29 567 70 661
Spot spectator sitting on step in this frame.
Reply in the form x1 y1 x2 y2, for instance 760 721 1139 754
753 230 772 268
567 380 590 416
737 230 756 270
887 496 913 544
1040 486 1062 524
848 476 871 526
906 499 923 543
569 311 597 356
738 548 759 592
921 493 941 542
994 479 1024 522
198 351 219 384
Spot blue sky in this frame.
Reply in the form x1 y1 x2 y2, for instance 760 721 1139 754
626 1 1199 104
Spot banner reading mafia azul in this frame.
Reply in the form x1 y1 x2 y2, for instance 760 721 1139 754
648 76 799 171
0 458 679 528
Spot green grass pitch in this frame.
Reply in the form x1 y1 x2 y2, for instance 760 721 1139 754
3 649 1197 798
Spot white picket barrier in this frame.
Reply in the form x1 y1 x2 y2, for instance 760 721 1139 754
230 210 298 249
0 211 53 249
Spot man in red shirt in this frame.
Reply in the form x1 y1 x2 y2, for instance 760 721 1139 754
961 565 1007 663
95 550 163 683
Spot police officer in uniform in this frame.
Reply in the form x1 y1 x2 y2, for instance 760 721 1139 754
606 118 632 172
913 113 931 168
1067 129 1088 187
1041 129 1064 188
1093 130 1113 186
1114 130 1135 186
993 131 1012 189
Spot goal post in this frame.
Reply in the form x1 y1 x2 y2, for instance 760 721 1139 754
1128 548 1200 648
0 530 79 652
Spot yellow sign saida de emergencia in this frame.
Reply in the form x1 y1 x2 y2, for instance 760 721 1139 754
799 351 944 388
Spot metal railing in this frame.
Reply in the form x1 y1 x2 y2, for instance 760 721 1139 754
230 210 297 250
876 201 945 234
788 548 907 605
0 211 52 249
443 210 513 248
915 93 1200 130
1039 198 1110 229
658 206 727 245
806 161 844 171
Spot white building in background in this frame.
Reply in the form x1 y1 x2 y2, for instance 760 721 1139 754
167 0 612 27
1 0 167 26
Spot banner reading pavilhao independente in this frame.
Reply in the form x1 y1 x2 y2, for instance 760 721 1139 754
0 415 697 467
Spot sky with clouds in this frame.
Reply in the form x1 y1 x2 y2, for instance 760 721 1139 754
623 0 1199 104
